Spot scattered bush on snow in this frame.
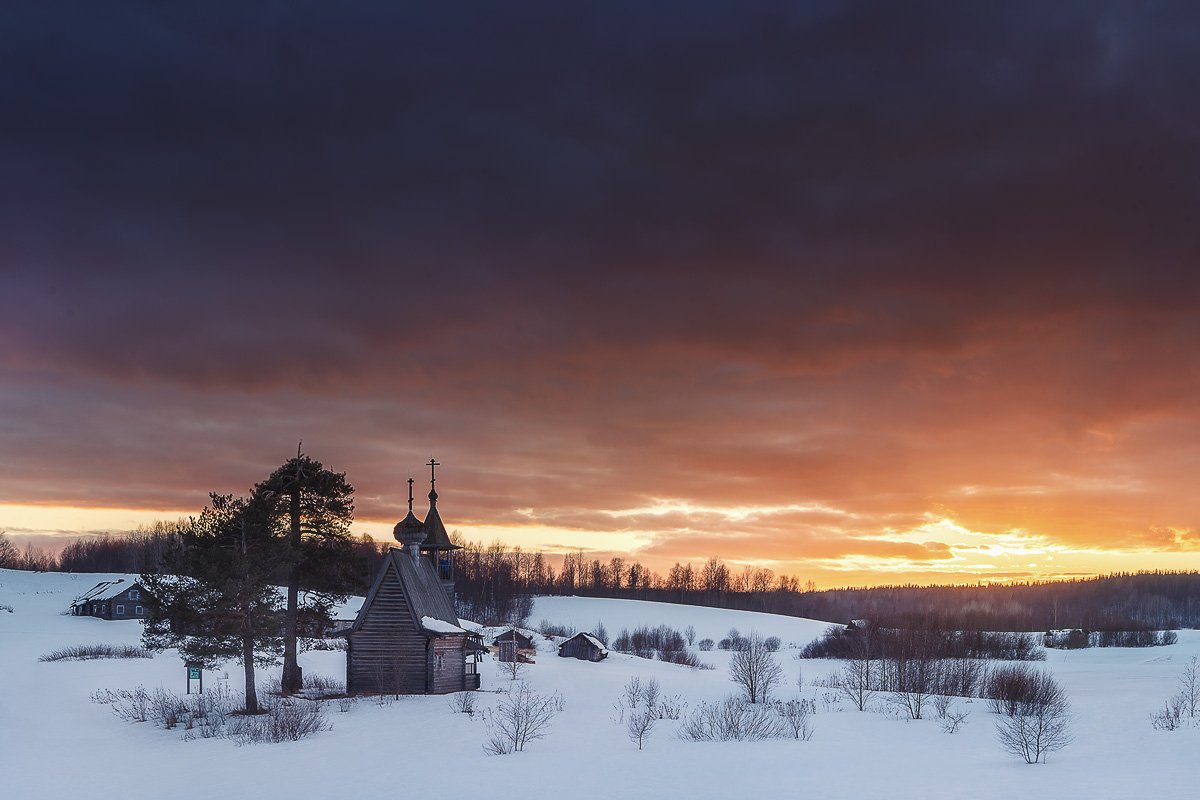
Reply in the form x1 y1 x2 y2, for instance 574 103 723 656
993 671 1072 764
93 682 330 744
483 682 562 755
449 691 477 716
41 643 153 662
679 695 785 742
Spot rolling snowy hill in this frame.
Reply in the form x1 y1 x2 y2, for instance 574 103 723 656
2 569 1197 799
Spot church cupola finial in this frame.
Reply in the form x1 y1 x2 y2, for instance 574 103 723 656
427 457 440 504
407 477 414 513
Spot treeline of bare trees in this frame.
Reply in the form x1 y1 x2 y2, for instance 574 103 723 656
2 527 387 596
448 545 1200 632
8 527 1199 632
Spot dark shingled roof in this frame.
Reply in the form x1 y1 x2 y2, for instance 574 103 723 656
342 547 461 637
71 580 148 607
420 490 459 551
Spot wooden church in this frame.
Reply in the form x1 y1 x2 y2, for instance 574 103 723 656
337 461 484 694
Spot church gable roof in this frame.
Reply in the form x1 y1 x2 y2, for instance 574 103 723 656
343 548 461 637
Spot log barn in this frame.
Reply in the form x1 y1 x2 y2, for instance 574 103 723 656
558 632 609 662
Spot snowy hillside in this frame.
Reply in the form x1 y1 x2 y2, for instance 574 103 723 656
2 569 1198 799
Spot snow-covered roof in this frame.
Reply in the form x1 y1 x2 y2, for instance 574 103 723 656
562 631 608 654
421 615 466 635
72 579 126 605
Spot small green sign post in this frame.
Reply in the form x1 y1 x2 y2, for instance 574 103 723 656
186 662 203 694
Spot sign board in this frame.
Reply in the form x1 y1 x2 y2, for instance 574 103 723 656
185 662 203 693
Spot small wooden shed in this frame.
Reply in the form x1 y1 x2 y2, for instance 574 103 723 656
493 629 536 663
558 632 608 662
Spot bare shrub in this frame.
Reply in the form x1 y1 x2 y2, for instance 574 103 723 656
483 682 562 755
623 677 645 708
1179 656 1199 718
449 691 477 716
96 682 328 744
496 650 526 683
627 709 656 749
92 686 150 723
302 673 345 698
762 636 782 652
642 678 660 709
537 620 576 638
729 632 784 703
150 687 189 729
300 638 347 652
943 657 988 698
994 672 1072 763
940 709 969 734
231 698 331 744
685 624 696 646
336 696 356 713
614 625 689 660
679 695 785 742
840 655 874 711
698 638 714 651
887 657 942 720
1150 696 1185 731
41 643 153 662
984 663 1041 716
652 693 687 720
594 620 609 646
774 698 815 740
660 648 703 667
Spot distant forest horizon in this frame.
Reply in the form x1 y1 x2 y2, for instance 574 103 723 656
6 526 1198 634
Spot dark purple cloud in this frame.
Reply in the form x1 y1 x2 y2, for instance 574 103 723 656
2 2 1200 577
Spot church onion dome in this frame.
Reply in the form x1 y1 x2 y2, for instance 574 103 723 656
394 509 427 549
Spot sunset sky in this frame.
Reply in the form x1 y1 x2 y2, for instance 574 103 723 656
2 3 1199 587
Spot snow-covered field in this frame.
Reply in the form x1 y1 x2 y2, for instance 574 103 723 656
2 569 1197 799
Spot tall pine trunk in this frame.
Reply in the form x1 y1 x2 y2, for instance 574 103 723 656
242 630 260 714
282 482 301 694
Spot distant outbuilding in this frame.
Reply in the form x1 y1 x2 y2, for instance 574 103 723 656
70 580 151 620
558 632 608 662
493 629 537 663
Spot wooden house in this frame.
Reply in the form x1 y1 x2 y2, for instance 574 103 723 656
70 580 151 620
337 469 484 695
558 632 609 662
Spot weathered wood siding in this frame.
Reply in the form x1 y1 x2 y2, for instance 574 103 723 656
347 564 428 695
107 587 146 620
558 635 606 661
430 634 468 694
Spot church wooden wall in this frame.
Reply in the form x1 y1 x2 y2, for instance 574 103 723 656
347 564 428 695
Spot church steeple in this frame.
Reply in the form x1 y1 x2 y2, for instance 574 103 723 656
420 457 458 595
421 457 456 552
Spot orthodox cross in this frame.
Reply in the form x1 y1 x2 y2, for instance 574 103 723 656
428 458 440 493
407 477 414 512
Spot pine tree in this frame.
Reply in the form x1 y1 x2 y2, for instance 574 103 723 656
141 494 286 714
255 451 355 694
